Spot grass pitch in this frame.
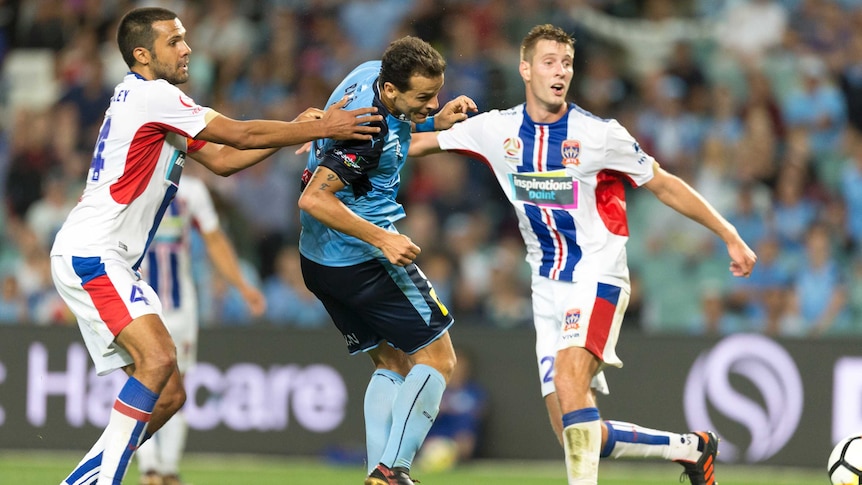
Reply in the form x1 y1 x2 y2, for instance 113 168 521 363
0 451 826 484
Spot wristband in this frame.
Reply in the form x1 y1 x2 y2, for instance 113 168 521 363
415 116 435 132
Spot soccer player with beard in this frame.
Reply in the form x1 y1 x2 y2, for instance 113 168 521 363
51 7 380 484
409 24 757 485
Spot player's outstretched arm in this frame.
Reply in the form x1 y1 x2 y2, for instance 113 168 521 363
196 97 381 150
298 166 420 266
408 132 444 158
644 163 757 277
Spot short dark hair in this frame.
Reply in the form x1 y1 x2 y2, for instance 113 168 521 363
117 7 179 68
379 36 446 92
521 24 575 62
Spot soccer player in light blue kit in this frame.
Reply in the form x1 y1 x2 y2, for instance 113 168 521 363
297 36 476 485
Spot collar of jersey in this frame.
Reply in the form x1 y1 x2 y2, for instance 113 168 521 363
127 71 147 80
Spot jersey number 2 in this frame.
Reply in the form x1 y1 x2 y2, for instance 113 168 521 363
90 118 112 182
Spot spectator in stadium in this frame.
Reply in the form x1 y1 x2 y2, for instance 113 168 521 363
296 36 476 485
50 7 381 485
136 173 266 485
409 24 757 485
262 244 328 328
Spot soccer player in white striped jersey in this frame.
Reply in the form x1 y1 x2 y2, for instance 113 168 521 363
135 173 266 485
50 7 380 485
410 24 757 485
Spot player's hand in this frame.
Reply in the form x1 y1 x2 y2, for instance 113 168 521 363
240 285 267 317
322 96 382 141
381 233 421 266
727 238 757 278
293 107 324 123
434 95 478 130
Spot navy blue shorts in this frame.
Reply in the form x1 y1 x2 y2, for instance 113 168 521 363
300 255 454 355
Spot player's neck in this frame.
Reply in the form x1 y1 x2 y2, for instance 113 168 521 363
130 67 154 81
525 101 567 124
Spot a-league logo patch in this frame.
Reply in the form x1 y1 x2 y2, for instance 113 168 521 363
503 137 523 164
562 140 580 167
564 308 581 331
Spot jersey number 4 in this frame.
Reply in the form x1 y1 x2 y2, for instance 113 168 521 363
90 117 112 182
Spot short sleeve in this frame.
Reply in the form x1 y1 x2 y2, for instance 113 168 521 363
603 119 655 188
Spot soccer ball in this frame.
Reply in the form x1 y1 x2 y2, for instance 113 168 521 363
828 435 862 485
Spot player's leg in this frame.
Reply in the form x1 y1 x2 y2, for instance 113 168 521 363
365 344 410 474
99 314 184 484
149 306 198 485
555 280 627 485
378 331 455 470
134 434 161 484
556 346 603 485
52 255 184 485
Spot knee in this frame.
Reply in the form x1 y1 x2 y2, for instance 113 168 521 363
156 383 187 415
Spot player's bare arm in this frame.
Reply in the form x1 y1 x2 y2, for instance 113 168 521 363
408 132 444 157
196 97 381 150
432 95 478 130
298 166 420 266
644 163 757 277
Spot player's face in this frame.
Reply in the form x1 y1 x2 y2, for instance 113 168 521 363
385 74 443 124
521 39 573 111
148 19 192 85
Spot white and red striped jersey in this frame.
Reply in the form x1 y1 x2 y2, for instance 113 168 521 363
437 103 655 288
51 72 210 270
140 176 218 312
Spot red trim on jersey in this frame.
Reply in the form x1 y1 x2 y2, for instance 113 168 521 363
585 294 615 360
113 399 152 422
536 126 547 171
110 122 192 204
187 138 206 153
82 274 133 336
595 170 630 237
541 207 565 279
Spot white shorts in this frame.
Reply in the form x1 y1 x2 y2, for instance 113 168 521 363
51 255 164 375
162 301 198 374
531 276 629 397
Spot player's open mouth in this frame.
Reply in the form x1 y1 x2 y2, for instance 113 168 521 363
551 83 565 95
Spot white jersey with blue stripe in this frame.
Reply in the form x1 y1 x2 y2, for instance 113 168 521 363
51 73 210 270
139 176 218 312
437 103 655 288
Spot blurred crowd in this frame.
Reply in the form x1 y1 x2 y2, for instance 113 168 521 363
1 0 861 338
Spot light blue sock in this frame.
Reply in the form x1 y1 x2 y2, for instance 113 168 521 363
364 369 404 474
379 364 446 470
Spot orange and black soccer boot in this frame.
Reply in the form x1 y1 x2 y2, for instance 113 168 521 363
675 431 719 485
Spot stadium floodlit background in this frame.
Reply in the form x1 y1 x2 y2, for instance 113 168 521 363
1 0 861 482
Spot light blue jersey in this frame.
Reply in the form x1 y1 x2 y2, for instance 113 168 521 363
299 60 413 266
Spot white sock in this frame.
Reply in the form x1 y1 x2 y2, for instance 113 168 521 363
156 412 187 475
562 408 601 485
135 433 159 475
602 420 701 462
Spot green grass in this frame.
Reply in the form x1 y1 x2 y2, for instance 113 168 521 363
0 451 827 484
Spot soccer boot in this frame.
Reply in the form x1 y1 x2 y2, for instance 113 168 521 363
139 471 164 485
161 474 190 485
675 431 719 485
364 463 419 485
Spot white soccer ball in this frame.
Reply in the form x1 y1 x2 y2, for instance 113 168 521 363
829 435 862 485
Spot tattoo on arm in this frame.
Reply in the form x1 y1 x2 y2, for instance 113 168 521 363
316 182 330 191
